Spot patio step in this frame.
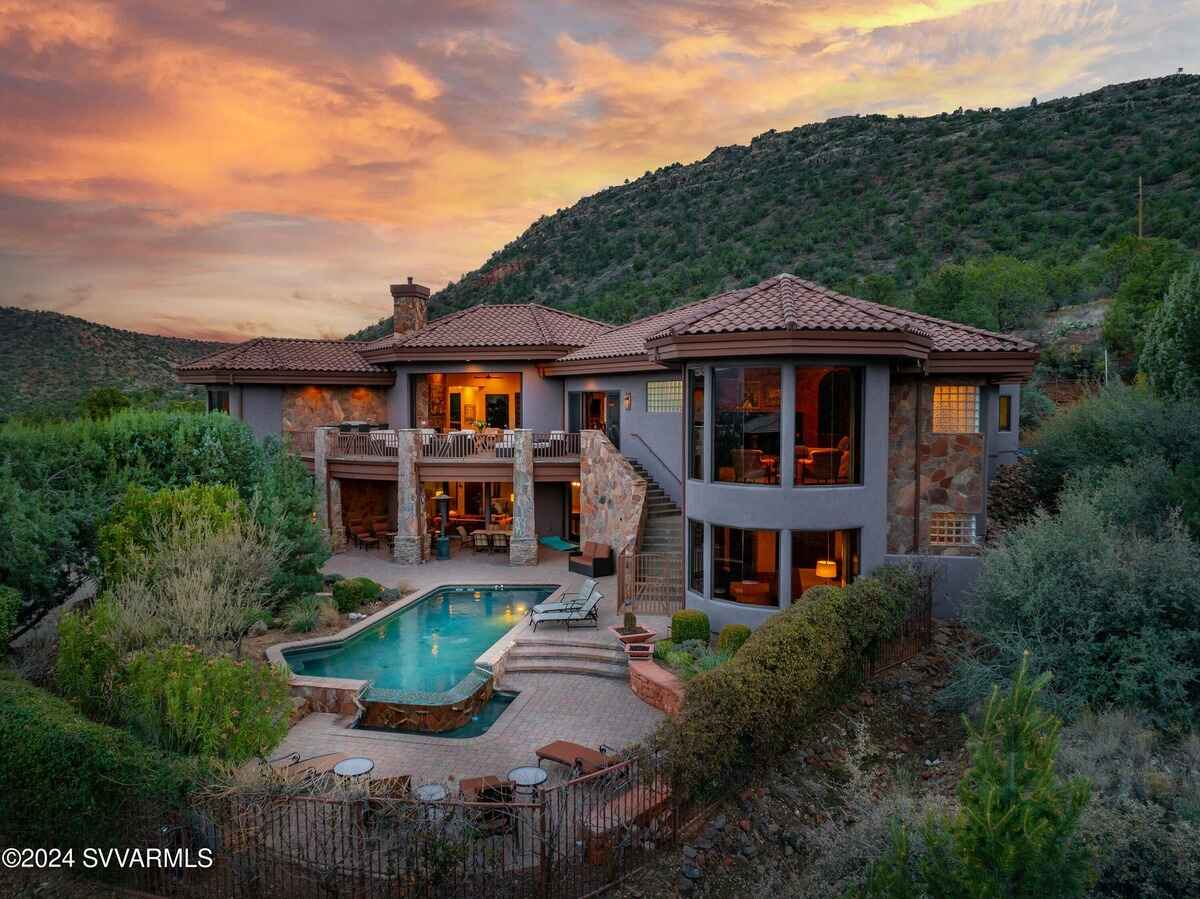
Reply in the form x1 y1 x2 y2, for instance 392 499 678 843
513 638 625 653
502 656 629 680
507 647 629 667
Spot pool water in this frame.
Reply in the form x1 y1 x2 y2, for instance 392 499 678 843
283 585 556 694
357 691 519 738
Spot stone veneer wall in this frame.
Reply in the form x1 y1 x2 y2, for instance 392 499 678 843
580 429 646 555
282 385 388 431
887 376 986 555
509 431 538 565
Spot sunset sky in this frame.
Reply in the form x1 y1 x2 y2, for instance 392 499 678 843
1 0 1196 342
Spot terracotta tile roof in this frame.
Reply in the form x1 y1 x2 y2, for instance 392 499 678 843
365 303 611 352
177 338 385 373
556 296 731 362
645 274 1035 353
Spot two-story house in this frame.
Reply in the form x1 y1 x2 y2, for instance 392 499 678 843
178 274 1036 626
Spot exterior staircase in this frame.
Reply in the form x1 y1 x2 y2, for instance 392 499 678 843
627 459 682 555
502 639 629 680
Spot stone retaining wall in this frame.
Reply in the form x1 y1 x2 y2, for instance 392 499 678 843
580 430 646 556
629 659 684 717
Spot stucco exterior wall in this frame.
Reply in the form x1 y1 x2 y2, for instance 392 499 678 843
282 385 389 431
564 371 685 504
240 385 284 441
985 383 1021 483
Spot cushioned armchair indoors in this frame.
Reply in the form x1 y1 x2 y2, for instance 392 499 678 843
568 541 614 577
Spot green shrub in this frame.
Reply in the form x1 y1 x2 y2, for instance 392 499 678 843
658 571 912 795
324 572 346 586
331 576 382 613
56 596 124 720
98 483 243 586
119 644 291 763
0 584 20 647
1143 260 1200 400
856 657 1092 899
285 595 323 633
716 623 751 655
652 639 674 660
670 609 710 643
0 669 203 849
253 438 330 605
949 476 1200 725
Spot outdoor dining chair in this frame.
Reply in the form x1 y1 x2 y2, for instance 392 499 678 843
491 533 510 553
472 531 491 553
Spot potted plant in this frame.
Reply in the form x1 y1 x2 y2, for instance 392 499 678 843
609 610 656 646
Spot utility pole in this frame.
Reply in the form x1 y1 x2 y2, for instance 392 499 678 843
1137 175 1144 239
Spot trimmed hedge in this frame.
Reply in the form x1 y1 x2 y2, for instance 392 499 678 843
0 669 203 848
671 609 711 643
717 623 752 655
657 568 917 795
331 576 383 613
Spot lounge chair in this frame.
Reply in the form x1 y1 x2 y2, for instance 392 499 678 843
535 741 617 777
531 592 602 631
530 579 597 616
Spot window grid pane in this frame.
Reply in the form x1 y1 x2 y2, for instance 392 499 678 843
646 379 683 413
932 386 979 433
929 512 977 546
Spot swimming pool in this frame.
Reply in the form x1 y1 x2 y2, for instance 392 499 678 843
283 584 556 699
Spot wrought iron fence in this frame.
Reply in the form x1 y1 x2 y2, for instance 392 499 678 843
862 579 934 678
110 754 685 899
336 431 398 458
619 550 684 615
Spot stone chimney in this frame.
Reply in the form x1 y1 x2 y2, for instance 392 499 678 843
390 277 429 335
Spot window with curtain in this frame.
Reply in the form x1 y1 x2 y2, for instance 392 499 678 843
794 367 862 486
711 526 779 606
932 385 980 433
688 519 704 594
713 366 781 485
790 529 860 600
689 369 705 481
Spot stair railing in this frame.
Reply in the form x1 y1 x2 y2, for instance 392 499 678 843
627 433 682 489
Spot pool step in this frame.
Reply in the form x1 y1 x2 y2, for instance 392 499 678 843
503 641 629 680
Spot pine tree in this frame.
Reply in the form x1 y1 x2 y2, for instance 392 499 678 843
857 653 1092 898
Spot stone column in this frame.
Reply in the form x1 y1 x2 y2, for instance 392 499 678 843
509 429 538 565
314 427 334 536
328 478 346 552
393 429 426 565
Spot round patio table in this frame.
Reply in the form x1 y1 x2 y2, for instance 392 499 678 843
333 757 374 779
416 783 449 802
507 765 549 800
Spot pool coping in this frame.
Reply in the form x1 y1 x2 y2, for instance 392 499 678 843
267 581 567 707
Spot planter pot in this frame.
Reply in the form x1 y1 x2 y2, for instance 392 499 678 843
608 625 656 645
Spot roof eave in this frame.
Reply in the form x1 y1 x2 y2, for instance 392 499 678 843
362 344 577 363
646 329 933 362
925 350 1040 381
176 369 394 386
541 355 674 376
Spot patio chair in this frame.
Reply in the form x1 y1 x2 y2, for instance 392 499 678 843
535 741 617 777
455 525 470 549
568 541 614 577
531 592 602 631
491 532 509 553
458 776 517 840
472 531 491 553
530 579 597 616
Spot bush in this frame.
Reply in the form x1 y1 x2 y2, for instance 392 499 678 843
285 595 323 633
670 609 710 643
56 596 124 720
949 476 1200 725
331 576 382 614
0 584 20 647
98 483 243 587
102 511 285 654
717 623 751 655
657 571 915 794
119 644 291 763
0 669 202 848
857 657 1092 898
253 438 330 604
1142 260 1200 400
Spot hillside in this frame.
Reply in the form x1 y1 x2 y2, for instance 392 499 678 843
349 74 1200 339
0 307 227 420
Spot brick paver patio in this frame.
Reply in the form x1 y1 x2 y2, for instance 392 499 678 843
266 545 670 789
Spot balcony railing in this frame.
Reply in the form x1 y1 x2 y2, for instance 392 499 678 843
285 429 581 462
